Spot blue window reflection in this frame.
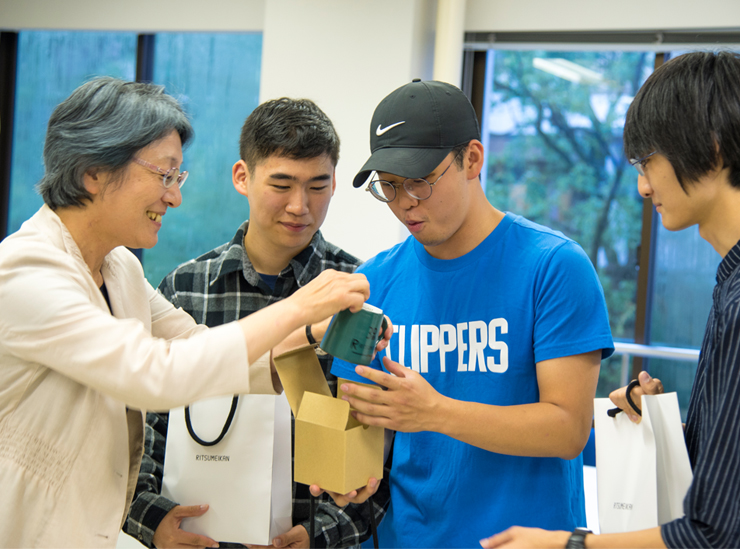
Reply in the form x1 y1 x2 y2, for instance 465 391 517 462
9 31 136 235
142 32 262 286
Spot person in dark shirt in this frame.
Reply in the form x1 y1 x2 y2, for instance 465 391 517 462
123 97 389 549
480 50 740 549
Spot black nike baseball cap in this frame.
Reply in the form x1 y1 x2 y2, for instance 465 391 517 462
352 79 481 188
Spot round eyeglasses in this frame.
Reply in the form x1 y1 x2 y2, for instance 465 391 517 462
133 157 189 189
629 151 656 177
365 151 461 203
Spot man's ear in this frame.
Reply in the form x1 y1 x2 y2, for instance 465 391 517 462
331 170 337 197
464 140 485 181
233 160 250 197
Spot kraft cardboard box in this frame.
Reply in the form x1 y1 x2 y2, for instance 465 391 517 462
273 344 384 494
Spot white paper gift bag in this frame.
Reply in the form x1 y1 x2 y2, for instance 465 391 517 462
593 393 693 534
162 393 293 544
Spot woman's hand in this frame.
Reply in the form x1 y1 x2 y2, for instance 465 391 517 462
239 270 369 364
288 270 370 327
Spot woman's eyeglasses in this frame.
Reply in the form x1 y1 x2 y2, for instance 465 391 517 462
133 157 189 189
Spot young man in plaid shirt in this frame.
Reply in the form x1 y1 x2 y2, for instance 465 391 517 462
123 98 388 548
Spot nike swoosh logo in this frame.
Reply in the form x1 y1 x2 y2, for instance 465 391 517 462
376 121 405 136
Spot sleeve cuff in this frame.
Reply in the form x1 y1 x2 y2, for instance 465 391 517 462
124 492 178 548
249 351 279 395
298 518 329 548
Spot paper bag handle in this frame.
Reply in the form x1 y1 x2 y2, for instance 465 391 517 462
606 379 642 417
184 395 239 447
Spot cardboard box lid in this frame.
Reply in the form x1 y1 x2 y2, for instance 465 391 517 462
273 344 332 416
297 391 351 430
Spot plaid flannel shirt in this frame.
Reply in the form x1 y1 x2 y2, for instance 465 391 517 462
123 221 391 548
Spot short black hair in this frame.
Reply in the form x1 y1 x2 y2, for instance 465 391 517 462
238 97 339 173
451 141 469 170
624 50 740 191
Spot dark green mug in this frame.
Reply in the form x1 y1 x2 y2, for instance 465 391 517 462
320 303 388 365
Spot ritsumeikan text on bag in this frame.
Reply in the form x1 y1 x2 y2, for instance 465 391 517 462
163 393 292 544
593 393 693 534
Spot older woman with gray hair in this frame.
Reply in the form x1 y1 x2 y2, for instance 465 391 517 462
0 77 371 547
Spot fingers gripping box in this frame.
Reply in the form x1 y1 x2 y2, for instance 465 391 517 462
273 344 384 494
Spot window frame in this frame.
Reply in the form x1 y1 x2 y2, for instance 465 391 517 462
0 32 18 242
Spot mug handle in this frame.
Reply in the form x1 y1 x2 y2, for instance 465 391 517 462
376 316 389 343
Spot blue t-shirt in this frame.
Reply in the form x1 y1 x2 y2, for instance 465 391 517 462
331 213 614 548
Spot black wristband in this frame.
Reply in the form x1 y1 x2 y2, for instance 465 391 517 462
305 324 317 345
565 528 591 549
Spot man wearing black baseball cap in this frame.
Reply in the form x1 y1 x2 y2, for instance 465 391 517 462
330 79 613 548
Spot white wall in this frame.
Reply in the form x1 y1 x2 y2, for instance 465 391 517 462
1 0 739 258
0 0 265 31
259 0 436 260
3 0 738 34
466 0 740 32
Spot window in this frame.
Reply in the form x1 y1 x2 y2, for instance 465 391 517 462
8 31 137 235
478 49 653 396
2 30 262 289
467 36 740 419
143 32 262 286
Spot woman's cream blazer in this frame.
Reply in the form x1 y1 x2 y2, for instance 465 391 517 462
0 205 273 547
